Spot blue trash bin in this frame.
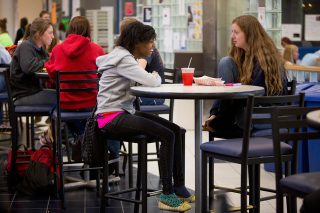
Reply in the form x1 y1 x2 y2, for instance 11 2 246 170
264 82 317 173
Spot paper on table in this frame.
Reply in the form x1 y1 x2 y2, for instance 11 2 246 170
193 76 225 86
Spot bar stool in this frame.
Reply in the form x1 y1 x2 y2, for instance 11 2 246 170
100 131 161 213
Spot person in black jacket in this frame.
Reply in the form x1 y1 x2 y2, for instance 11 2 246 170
10 17 56 106
14 17 28 45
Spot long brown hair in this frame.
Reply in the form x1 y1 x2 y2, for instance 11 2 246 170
30 18 52 40
229 15 285 95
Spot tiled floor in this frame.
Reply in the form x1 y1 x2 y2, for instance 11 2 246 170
0 100 302 212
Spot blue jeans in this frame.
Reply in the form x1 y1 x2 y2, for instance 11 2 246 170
209 57 244 137
218 56 239 83
140 97 165 105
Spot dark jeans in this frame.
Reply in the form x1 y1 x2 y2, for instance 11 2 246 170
101 111 185 194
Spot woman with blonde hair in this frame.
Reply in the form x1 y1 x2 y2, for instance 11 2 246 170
204 15 288 137
283 44 299 64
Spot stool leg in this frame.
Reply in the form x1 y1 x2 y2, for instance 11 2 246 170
134 143 142 213
141 142 148 213
51 119 58 197
100 142 109 213
202 152 208 213
63 123 71 162
9 116 19 187
31 116 35 150
254 164 261 213
181 131 185 185
209 156 214 210
128 143 133 187
26 116 30 147
248 165 254 213
155 141 161 178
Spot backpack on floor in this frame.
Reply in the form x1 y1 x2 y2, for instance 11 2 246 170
17 145 60 195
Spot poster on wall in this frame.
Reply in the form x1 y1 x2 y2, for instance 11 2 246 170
305 15 320 41
123 0 136 17
282 24 301 41
143 7 152 25
162 8 170 26
187 2 202 40
257 7 266 28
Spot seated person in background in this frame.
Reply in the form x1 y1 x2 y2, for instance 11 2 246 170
138 48 166 105
281 36 292 48
14 17 28 45
45 15 104 134
283 44 299 65
17 24 30 46
45 16 120 172
120 17 165 105
203 15 288 138
0 44 11 128
300 50 320 67
96 22 193 211
0 18 13 47
10 18 56 107
0 44 11 64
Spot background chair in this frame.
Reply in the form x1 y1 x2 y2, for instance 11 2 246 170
51 70 101 206
2 69 54 185
200 93 304 213
271 106 320 213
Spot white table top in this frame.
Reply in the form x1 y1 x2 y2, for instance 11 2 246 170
307 109 320 129
130 83 265 99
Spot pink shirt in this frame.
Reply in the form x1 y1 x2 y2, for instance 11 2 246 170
96 111 124 128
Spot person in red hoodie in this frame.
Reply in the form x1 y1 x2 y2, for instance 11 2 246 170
45 16 105 157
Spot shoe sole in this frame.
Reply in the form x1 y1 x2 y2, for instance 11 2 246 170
158 201 191 212
178 195 195 203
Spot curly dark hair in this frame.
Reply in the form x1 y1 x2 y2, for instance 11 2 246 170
116 22 156 54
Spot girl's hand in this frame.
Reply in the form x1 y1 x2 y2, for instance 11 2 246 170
138 58 147 69
152 71 159 77
203 115 216 132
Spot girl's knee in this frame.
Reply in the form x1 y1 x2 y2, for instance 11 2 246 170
218 57 237 70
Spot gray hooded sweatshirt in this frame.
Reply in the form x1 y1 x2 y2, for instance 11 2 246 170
96 46 161 115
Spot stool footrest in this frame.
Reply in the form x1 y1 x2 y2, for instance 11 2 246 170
104 194 142 204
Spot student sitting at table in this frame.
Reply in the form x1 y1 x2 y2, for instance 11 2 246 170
203 15 288 138
10 17 56 107
96 21 193 212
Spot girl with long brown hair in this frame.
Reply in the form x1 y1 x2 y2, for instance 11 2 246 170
204 15 288 137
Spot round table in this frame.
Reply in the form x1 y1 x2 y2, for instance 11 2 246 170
130 83 264 212
307 109 320 129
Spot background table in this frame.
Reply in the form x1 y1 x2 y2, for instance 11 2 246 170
130 83 264 212
307 109 320 130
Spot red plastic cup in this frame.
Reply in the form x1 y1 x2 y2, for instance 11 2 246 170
181 68 195 86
